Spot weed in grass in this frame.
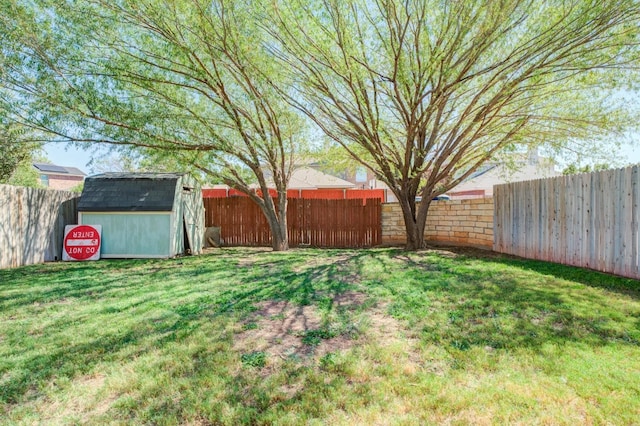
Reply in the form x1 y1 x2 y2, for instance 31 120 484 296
319 352 338 370
242 321 259 331
270 313 286 321
301 334 322 346
240 351 267 368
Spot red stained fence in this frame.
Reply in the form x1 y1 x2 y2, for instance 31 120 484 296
203 197 381 248
202 188 385 202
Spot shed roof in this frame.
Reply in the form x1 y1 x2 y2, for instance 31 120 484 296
78 172 186 212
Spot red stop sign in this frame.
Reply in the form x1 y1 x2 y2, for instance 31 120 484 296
63 225 102 261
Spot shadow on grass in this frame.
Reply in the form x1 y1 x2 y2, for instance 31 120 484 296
437 246 640 297
373 248 640 351
0 249 368 406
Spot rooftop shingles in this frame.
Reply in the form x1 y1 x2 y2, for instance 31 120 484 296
78 174 180 212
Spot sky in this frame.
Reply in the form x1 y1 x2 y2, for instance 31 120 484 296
45 140 640 176
44 143 105 174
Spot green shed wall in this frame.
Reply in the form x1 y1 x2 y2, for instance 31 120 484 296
79 212 172 258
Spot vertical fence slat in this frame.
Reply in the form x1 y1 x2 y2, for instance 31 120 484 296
582 173 593 270
634 166 640 277
624 166 634 277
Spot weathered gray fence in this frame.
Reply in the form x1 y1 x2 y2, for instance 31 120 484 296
494 166 639 279
0 184 79 269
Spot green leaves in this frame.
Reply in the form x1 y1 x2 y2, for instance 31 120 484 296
1 0 312 248
0 120 42 186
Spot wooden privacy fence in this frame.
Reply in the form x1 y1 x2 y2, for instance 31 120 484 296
204 197 381 248
202 187 385 201
494 166 640 279
0 184 79 269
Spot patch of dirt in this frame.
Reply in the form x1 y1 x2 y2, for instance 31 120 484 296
234 293 423 373
367 304 404 337
37 373 118 423
233 248 282 267
425 248 460 258
430 245 506 260
278 382 304 400
367 306 418 349
75 373 106 390
1 370 12 388
234 300 323 361
291 254 353 272
234 292 371 365
291 254 361 284
366 303 423 370
332 291 368 308
253 300 323 332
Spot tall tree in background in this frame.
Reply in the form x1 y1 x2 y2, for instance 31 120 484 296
270 0 640 249
0 120 41 186
0 125 32 182
0 2 43 187
1 0 303 250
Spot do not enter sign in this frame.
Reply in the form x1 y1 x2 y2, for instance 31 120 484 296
63 225 102 261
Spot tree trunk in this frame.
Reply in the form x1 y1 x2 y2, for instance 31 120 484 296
398 195 431 250
251 191 290 251
261 210 288 251
271 194 289 251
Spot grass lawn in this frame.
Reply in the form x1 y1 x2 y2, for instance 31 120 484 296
1 247 639 425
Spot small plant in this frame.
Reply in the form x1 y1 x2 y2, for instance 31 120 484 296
339 320 362 339
301 328 338 346
242 321 258 331
319 352 337 370
302 334 321 346
240 351 266 367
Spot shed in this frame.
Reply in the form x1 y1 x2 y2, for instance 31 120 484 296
77 173 204 258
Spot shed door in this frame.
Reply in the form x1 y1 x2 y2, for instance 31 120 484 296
182 189 203 255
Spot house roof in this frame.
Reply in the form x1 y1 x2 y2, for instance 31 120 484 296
288 167 356 189
464 164 498 181
33 163 86 176
448 161 560 197
78 172 185 212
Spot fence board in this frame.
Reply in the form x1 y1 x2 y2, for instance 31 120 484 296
583 173 593 270
203 197 381 248
493 166 640 279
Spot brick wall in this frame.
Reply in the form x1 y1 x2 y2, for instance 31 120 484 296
48 176 84 191
381 198 494 248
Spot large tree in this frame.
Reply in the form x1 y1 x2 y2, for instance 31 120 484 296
0 5 41 185
1 0 304 250
0 116 43 186
269 0 640 249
